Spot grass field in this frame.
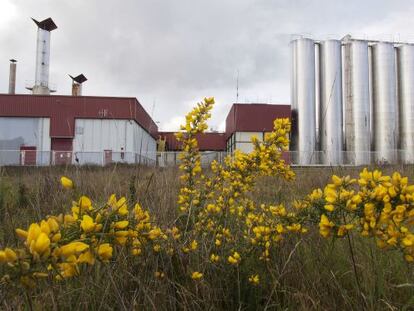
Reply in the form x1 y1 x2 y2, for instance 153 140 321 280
1 164 414 310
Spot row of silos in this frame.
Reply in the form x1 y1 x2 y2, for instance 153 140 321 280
291 36 414 165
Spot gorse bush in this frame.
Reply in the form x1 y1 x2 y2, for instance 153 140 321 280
1 97 414 309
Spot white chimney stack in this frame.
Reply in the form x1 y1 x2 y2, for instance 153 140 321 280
28 18 57 95
8 59 17 94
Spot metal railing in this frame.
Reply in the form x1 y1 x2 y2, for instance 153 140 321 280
1 149 414 167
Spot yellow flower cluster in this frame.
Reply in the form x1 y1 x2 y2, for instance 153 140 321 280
288 169 414 262
175 97 214 214
174 98 299 282
0 180 170 287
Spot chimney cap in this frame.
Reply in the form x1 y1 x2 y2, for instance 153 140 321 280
31 17 58 31
69 74 88 84
9 59 17 63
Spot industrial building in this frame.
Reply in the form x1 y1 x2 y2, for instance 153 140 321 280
225 104 291 153
0 94 158 165
291 36 414 165
157 104 290 154
156 104 290 166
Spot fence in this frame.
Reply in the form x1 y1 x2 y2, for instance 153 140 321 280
1 150 414 167
0 150 156 167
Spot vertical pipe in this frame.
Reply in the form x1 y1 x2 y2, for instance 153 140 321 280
72 83 82 96
343 40 371 165
397 44 414 164
372 42 398 163
319 40 343 165
8 60 17 94
290 38 316 165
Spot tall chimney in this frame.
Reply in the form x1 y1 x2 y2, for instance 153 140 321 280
28 18 57 95
8 59 17 94
69 74 87 96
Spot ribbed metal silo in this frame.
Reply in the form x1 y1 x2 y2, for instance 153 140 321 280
343 40 371 165
397 44 414 164
371 42 398 163
319 40 343 165
290 38 316 165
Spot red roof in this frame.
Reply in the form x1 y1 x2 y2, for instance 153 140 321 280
225 103 291 139
159 132 226 151
0 94 158 138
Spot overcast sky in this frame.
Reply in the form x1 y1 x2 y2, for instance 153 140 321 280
0 0 413 131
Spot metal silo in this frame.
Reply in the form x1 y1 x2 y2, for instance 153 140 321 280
319 40 343 165
397 44 414 164
371 42 398 163
290 38 316 165
343 39 371 165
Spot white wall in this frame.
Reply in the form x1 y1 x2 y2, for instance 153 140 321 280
0 117 50 165
227 131 265 154
73 119 156 165
235 132 263 142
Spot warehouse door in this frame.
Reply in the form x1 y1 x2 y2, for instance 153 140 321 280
104 150 112 165
52 138 73 165
20 146 37 166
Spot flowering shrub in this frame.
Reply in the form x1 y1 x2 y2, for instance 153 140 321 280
1 96 414 297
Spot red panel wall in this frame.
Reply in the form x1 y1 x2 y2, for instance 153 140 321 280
51 138 73 151
225 104 291 139
159 132 226 151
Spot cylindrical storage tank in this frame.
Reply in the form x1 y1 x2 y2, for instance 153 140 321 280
397 44 414 164
371 42 397 163
290 38 316 165
319 40 343 165
343 40 371 165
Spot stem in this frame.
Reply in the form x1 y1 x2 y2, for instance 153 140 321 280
25 289 33 311
345 231 365 307
237 267 241 310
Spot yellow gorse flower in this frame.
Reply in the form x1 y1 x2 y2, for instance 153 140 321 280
228 252 241 265
248 274 260 285
191 271 203 280
60 176 73 189
97 243 113 261
80 215 96 233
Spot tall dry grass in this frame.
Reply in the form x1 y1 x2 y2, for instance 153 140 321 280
0 164 414 310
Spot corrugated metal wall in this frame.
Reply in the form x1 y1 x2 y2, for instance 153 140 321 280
0 117 50 165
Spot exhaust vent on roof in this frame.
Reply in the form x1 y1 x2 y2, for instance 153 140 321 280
69 74 87 96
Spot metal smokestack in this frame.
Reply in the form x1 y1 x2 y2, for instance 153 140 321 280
29 18 57 95
8 59 17 94
69 74 87 96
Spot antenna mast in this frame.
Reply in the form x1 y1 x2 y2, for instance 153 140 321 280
236 69 239 103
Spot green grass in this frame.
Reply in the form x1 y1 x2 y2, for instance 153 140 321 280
1 164 414 310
